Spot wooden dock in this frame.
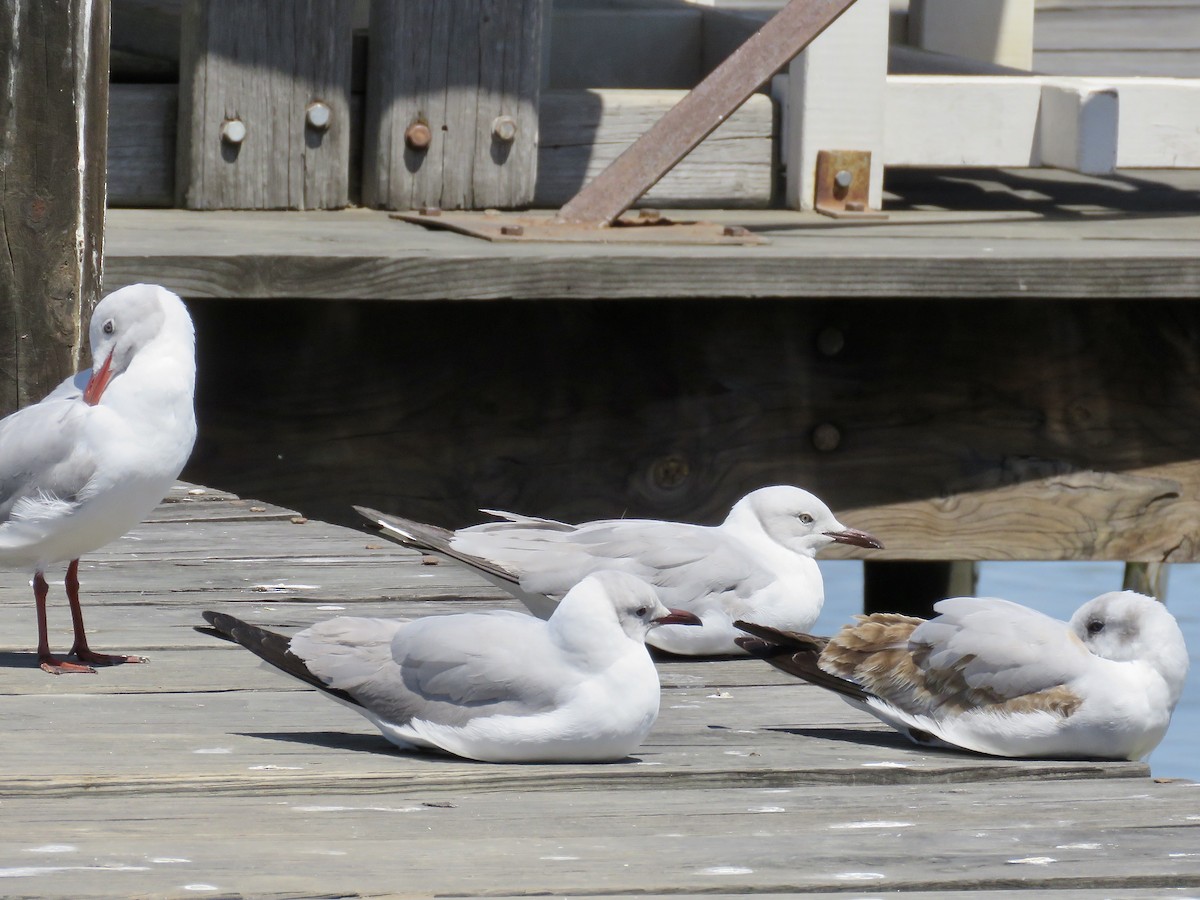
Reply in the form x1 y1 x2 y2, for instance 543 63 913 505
2 486 1197 898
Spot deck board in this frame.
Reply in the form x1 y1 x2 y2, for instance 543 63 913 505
1 487 1197 897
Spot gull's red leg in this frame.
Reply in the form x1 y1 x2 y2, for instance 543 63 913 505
36 569 95 675
66 559 147 667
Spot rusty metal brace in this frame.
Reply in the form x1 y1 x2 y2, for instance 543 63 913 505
814 150 888 220
398 0 863 244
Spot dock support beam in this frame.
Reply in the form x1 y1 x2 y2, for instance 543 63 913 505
0 0 110 413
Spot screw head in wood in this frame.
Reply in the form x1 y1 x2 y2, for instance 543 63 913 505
812 423 842 452
492 115 518 142
650 454 690 491
305 100 332 131
817 326 845 357
220 117 247 145
500 224 525 237
405 122 432 150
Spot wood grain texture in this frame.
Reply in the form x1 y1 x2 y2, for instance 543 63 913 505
109 83 177 207
176 0 353 210
0 0 108 412
163 295 1200 567
362 0 543 210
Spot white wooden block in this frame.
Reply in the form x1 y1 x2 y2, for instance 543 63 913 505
785 0 889 211
884 75 1041 166
1037 81 1119 175
909 0 1034 70
1081 77 1200 168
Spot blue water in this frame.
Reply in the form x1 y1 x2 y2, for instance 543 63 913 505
816 560 1199 780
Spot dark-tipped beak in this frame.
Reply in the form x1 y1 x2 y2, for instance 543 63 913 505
653 608 703 627
82 354 114 406
825 527 884 550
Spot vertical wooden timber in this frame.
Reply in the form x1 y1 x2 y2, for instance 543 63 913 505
908 0 1035 70
176 0 353 210
0 0 109 413
863 561 977 618
363 0 543 210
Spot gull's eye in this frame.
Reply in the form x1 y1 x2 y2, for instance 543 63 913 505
797 513 815 525
102 319 115 335
635 607 648 618
1087 620 1105 635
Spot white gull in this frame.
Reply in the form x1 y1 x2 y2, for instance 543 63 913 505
0 284 197 673
355 485 881 657
202 570 701 763
737 590 1189 760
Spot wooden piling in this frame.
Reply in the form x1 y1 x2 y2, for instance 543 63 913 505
0 0 109 411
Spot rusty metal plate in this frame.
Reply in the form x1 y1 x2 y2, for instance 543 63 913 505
814 149 888 220
391 210 768 245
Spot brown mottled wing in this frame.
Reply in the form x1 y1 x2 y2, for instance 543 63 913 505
828 598 1089 718
735 620 869 702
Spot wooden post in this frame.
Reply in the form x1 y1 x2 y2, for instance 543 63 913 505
0 0 109 412
863 561 977 618
363 0 544 211
176 0 353 210
909 0 1035 70
784 0 888 212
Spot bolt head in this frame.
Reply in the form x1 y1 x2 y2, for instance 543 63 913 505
834 169 853 189
812 423 842 453
405 122 432 150
492 115 518 142
499 224 525 237
306 100 332 131
220 117 247 145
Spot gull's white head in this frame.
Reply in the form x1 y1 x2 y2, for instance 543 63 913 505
724 485 882 557
1071 590 1190 702
554 570 701 643
84 284 195 406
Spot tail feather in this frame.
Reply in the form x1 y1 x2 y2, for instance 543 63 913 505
353 505 522 588
734 620 870 703
199 611 361 708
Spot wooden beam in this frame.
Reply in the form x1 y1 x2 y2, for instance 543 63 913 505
908 0 1035 70
362 0 544 211
784 0 889 211
0 0 109 411
176 0 353 210
108 87 774 210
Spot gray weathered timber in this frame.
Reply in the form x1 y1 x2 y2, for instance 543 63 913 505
175 0 353 210
1035 1 1200 77
0 0 109 413
363 0 543 211
0 486 1196 899
536 90 773 208
107 85 774 209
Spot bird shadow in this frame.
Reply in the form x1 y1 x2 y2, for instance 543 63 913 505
766 725 956 755
237 730 646 765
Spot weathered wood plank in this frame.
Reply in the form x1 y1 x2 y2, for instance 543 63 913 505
536 90 773 207
108 83 176 207
0 0 109 411
362 0 543 211
909 0 1034 69
176 0 353 209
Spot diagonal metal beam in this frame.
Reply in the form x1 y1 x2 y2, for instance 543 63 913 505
556 0 861 226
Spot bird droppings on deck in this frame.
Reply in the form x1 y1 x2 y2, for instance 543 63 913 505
833 871 887 881
701 866 754 876
830 820 915 829
1008 856 1058 865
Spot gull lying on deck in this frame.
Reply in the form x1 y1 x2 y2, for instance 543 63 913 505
201 571 701 763
736 591 1189 761
355 485 881 657
0 284 197 673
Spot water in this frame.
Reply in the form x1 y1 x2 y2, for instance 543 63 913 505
815 560 1199 781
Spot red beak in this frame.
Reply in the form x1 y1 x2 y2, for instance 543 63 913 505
82 354 114 406
652 608 703 627
825 527 884 549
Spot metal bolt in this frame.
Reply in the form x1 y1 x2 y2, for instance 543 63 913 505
500 224 524 237
405 122 432 150
812 423 842 452
305 100 332 131
723 225 749 238
834 169 853 189
220 117 247 145
650 454 690 491
816 326 845 357
492 115 518 142
845 200 866 213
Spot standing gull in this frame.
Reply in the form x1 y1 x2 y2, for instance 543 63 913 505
736 591 1189 760
355 485 881 656
0 284 197 673
201 571 702 763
